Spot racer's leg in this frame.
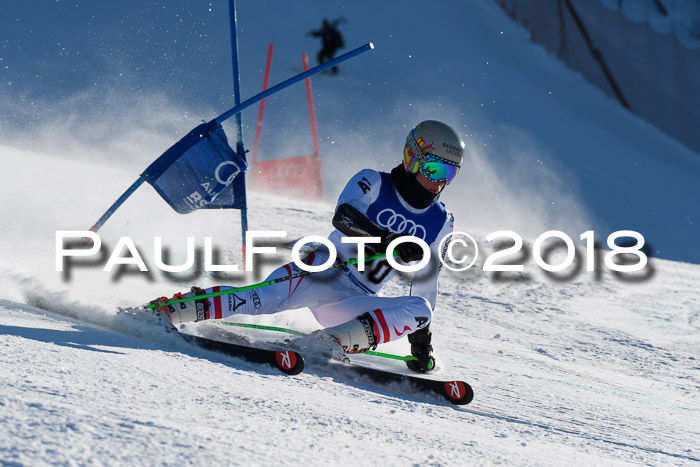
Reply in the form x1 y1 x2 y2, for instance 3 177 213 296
202 248 349 320
312 295 433 345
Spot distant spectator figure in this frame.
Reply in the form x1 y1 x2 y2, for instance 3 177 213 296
307 18 346 74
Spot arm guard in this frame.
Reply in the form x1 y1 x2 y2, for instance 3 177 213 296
332 203 389 239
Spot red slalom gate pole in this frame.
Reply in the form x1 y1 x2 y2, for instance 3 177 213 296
303 52 323 198
252 43 273 166
303 53 321 159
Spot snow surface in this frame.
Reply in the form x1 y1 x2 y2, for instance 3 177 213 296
1 0 699 465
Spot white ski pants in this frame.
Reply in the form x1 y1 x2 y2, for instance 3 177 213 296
202 248 432 343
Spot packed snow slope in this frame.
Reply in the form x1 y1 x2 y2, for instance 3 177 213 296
1 0 699 465
1 181 699 465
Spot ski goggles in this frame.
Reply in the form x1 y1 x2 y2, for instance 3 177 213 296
404 133 460 184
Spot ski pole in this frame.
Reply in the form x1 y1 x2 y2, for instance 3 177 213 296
145 251 390 309
218 321 304 336
215 321 418 362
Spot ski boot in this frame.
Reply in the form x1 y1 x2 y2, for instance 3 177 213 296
151 286 210 328
405 326 435 373
297 313 378 361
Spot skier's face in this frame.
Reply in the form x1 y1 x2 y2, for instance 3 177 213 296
416 172 445 195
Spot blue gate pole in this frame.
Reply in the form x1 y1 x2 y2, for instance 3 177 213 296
213 43 374 126
228 0 249 266
88 178 145 233
86 43 374 236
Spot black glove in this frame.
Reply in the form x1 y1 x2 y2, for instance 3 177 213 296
405 326 435 373
382 232 424 263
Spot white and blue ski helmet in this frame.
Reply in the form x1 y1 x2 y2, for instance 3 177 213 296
403 120 465 184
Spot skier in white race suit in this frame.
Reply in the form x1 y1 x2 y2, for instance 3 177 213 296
153 120 465 373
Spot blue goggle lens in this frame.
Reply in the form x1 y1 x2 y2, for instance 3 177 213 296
420 156 460 184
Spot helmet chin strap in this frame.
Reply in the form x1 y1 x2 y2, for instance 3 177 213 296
390 164 439 209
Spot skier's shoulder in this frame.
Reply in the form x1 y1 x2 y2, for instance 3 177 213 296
353 167 382 179
347 168 383 189
337 169 385 208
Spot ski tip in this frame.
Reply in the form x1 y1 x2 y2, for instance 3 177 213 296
275 350 305 376
443 381 474 405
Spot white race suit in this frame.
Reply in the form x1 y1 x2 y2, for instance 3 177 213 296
202 169 454 344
